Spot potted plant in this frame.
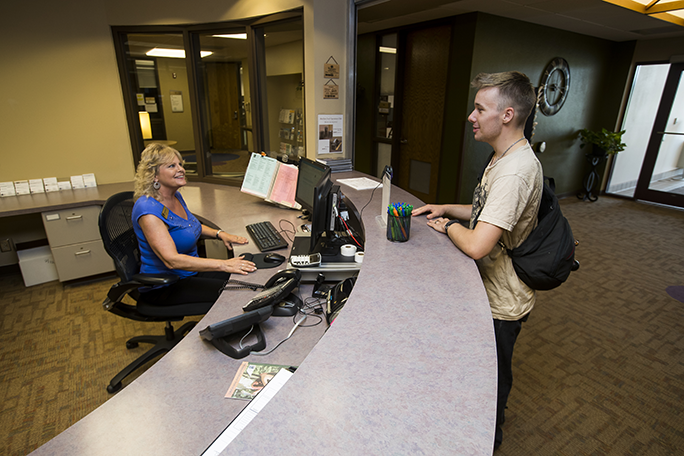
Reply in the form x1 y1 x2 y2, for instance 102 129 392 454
576 128 626 202
578 128 627 156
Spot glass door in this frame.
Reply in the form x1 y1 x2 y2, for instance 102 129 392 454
634 63 684 208
374 33 398 178
196 28 253 178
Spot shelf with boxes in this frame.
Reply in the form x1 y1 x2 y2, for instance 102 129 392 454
278 108 304 158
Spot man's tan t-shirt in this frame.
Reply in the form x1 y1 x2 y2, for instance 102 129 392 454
469 143 543 321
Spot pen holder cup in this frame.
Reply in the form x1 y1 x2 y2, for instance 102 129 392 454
387 214 411 242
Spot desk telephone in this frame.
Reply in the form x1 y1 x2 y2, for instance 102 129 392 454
242 269 302 313
200 269 303 359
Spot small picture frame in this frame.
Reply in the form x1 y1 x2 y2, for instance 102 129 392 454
324 63 339 79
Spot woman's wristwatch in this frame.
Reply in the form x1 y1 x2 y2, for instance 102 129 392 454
215 229 224 239
444 219 460 234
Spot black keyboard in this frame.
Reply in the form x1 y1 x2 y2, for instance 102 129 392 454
245 221 289 252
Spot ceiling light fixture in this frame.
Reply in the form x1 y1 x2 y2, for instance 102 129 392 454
146 48 213 58
379 46 396 54
603 0 684 27
212 33 248 39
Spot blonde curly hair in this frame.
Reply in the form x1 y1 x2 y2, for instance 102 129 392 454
134 143 185 200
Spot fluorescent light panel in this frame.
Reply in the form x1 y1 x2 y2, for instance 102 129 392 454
146 48 213 58
602 0 684 26
212 33 247 39
379 46 396 54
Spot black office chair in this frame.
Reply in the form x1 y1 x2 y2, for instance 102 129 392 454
98 191 228 393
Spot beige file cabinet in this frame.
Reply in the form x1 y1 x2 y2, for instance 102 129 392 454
42 205 114 282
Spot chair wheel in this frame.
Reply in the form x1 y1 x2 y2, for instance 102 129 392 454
107 382 122 394
126 341 139 349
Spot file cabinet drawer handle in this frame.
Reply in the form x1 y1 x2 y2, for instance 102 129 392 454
66 215 83 221
75 250 91 256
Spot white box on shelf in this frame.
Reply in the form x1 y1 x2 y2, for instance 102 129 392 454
17 245 59 287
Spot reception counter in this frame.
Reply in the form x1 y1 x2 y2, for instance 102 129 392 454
27 172 496 455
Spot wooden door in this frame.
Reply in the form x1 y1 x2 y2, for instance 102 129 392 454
397 24 452 203
205 62 241 151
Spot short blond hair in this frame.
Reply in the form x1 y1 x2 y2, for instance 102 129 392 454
133 143 184 200
471 71 535 128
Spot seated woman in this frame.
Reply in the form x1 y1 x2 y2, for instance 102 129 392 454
132 143 256 306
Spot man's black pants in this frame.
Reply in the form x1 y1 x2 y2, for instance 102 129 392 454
493 313 529 450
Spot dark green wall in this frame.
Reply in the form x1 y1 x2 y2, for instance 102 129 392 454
354 13 635 203
457 13 635 201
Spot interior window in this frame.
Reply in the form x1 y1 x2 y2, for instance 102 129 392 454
121 33 195 173
113 12 304 184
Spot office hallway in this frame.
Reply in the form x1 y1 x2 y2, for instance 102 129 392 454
0 195 683 455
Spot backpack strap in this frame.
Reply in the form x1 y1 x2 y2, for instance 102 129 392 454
472 151 495 229
545 176 556 194
477 151 495 184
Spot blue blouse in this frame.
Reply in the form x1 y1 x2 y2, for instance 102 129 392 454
132 192 201 279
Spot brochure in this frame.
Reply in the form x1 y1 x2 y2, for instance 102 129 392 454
226 361 293 401
240 153 301 209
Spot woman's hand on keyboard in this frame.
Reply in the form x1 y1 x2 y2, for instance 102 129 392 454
217 231 249 251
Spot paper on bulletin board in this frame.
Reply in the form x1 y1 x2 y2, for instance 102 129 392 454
170 91 183 112
318 114 343 155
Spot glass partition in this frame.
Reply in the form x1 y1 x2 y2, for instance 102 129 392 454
255 19 305 161
196 30 253 178
113 10 304 184
119 33 196 173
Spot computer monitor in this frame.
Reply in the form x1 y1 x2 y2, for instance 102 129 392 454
309 172 336 254
295 157 330 214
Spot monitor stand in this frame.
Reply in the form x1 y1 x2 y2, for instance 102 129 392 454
288 232 361 283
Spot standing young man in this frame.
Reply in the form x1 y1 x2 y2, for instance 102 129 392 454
413 71 542 451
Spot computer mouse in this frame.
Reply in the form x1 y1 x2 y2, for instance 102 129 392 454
264 253 286 264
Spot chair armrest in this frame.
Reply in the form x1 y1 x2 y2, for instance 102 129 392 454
131 273 179 287
103 274 180 310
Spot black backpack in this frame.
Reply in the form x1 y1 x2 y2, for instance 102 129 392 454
477 152 578 290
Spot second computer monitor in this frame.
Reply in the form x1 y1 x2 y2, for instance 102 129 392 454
295 157 335 254
295 157 330 214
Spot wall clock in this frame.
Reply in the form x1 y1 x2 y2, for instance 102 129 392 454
539 57 570 116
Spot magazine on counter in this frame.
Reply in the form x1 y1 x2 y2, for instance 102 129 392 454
226 362 294 401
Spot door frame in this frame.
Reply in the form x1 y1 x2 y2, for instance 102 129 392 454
633 62 684 208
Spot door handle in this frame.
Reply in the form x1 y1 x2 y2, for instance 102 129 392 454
400 138 408 144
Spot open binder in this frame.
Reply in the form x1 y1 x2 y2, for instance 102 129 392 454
240 153 301 210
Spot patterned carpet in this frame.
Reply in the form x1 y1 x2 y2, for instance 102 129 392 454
0 196 683 455
498 196 684 456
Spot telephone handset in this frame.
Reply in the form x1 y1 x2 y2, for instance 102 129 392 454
242 269 302 313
